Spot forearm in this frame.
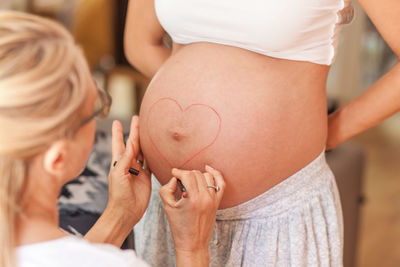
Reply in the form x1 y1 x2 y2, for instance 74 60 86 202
175 249 210 267
84 204 136 247
125 43 171 78
327 60 400 149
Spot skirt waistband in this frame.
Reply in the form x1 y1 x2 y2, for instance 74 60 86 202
216 150 334 220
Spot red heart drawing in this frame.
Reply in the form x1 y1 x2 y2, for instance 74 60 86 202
146 97 221 168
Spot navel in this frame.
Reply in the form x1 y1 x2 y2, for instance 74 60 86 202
170 128 187 142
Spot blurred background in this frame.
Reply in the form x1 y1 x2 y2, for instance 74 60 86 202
1 1 399 266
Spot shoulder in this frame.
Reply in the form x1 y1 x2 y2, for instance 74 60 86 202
17 236 149 267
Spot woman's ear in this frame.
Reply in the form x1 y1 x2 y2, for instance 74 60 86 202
42 140 69 178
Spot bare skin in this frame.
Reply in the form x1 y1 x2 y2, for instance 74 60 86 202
160 167 226 267
125 0 400 209
139 43 329 208
15 68 221 266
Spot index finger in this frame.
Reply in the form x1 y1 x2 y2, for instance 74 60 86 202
159 177 179 207
111 120 125 163
127 115 140 156
171 168 199 194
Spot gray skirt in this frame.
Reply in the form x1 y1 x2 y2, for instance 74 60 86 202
134 151 343 267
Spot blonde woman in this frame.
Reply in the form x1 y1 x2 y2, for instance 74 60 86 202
0 11 225 267
125 0 400 266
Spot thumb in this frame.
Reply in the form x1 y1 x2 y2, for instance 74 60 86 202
159 177 178 207
116 138 135 172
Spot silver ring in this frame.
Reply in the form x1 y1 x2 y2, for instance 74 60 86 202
207 185 220 192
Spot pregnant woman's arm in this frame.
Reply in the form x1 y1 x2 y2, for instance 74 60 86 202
327 0 400 150
124 0 170 78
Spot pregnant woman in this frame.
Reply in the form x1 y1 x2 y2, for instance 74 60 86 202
125 0 400 265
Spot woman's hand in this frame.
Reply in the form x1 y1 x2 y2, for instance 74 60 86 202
85 116 151 246
159 166 225 267
326 110 344 151
107 115 151 225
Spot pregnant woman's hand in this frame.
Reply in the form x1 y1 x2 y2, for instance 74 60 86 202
107 116 151 225
159 166 225 267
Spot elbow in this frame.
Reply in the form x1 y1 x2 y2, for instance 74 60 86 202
123 27 146 68
124 49 139 69
123 35 158 78
123 32 169 77
124 40 151 78
124 42 157 79
124 37 141 68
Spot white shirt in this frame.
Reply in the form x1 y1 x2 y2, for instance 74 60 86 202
155 0 354 65
17 236 149 267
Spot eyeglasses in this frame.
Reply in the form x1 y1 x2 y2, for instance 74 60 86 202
79 86 112 127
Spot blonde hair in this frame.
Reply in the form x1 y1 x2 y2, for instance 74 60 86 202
0 11 89 267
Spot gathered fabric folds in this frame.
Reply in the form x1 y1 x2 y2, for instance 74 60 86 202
134 151 343 267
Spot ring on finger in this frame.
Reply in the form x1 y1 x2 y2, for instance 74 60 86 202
112 160 140 176
207 185 220 192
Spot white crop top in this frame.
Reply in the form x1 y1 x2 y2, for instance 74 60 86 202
155 0 354 65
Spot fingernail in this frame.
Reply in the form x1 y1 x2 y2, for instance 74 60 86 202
129 168 140 176
205 165 214 170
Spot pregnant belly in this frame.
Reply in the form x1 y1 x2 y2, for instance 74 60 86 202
139 43 329 208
